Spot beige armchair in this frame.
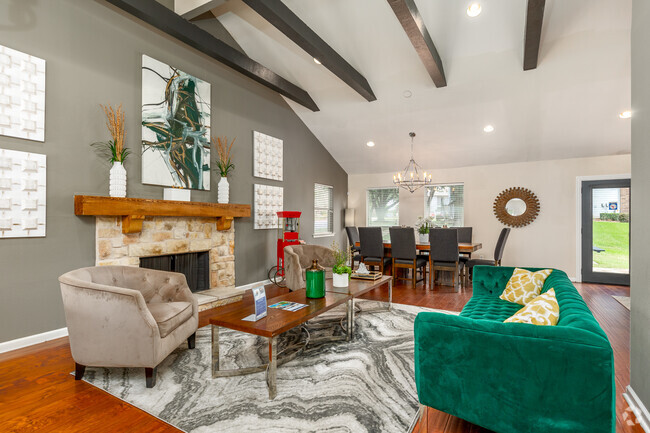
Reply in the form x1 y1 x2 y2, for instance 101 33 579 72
284 244 336 291
59 266 199 388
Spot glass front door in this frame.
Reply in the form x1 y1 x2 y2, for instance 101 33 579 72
581 179 630 285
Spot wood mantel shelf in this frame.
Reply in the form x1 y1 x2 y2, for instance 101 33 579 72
74 195 250 234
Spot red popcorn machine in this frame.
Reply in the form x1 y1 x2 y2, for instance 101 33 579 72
268 211 302 286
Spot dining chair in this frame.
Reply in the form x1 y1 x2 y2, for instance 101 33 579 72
457 226 473 283
429 228 464 291
389 227 427 288
359 227 391 274
466 228 511 280
345 226 362 270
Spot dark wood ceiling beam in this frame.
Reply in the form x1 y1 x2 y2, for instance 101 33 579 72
523 0 546 71
240 0 376 102
387 0 446 87
104 0 319 111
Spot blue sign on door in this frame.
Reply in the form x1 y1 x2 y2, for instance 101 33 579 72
608 202 618 211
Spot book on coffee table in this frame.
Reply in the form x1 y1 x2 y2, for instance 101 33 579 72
351 271 383 281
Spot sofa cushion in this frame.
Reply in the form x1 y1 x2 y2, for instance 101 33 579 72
500 268 552 305
505 288 560 326
147 301 192 338
460 296 522 322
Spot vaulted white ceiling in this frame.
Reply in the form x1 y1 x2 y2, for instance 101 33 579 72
180 0 631 174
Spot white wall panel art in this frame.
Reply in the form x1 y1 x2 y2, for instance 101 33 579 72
0 149 46 238
254 184 283 229
0 45 46 142
253 131 283 181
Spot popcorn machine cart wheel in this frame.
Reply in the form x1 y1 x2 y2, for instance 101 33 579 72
268 211 302 287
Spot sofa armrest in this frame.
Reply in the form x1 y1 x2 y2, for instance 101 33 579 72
59 278 161 367
414 312 614 433
284 246 304 291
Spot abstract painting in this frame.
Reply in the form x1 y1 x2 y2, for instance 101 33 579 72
0 45 46 142
0 148 46 238
141 55 211 190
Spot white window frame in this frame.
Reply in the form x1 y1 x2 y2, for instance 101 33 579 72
313 183 334 238
423 183 465 227
366 187 400 240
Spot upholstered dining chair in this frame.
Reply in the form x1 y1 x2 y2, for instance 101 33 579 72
467 228 511 280
345 226 362 270
59 266 199 388
456 226 473 282
358 227 391 274
429 228 464 291
389 227 427 288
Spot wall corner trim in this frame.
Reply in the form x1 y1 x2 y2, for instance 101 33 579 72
624 385 650 432
0 327 69 354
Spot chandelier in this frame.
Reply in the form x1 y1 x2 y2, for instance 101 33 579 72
393 132 432 193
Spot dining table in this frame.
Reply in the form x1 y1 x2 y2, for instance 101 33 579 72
354 241 482 254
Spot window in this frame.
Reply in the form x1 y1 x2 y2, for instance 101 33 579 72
314 183 334 237
424 184 464 227
366 187 399 239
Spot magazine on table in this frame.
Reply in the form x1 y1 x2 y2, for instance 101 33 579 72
268 301 308 312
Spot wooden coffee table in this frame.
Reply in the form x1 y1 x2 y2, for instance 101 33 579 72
209 276 392 399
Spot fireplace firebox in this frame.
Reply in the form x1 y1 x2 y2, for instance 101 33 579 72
140 251 209 293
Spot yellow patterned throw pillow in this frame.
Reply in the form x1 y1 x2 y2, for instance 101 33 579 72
500 268 553 305
504 289 559 326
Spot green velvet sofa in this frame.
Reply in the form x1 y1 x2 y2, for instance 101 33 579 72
414 266 615 433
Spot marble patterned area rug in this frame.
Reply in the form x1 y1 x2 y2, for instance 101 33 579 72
80 301 457 433
612 295 631 310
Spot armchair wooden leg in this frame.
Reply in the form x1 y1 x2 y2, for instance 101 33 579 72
75 363 86 381
145 367 157 388
188 332 196 349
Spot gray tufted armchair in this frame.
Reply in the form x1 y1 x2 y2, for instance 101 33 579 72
59 266 198 388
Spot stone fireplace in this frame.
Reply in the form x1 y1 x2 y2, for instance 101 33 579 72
94 216 236 291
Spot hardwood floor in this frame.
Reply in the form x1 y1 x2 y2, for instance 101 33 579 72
0 281 642 432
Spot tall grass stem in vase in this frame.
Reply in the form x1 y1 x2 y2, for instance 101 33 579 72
213 136 236 204
91 104 130 197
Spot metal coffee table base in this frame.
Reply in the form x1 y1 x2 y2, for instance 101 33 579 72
211 299 354 399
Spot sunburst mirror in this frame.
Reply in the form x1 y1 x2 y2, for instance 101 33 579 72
493 187 540 227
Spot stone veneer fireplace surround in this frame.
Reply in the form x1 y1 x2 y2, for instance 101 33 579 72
95 216 235 289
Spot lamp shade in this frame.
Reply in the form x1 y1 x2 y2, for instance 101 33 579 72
345 208 356 227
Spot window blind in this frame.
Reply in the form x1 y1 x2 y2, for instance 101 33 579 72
314 183 334 236
366 188 399 239
424 184 464 227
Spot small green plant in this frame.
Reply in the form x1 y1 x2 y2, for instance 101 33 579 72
331 241 352 276
416 216 434 234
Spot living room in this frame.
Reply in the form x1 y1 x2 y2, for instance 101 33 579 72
0 1 647 432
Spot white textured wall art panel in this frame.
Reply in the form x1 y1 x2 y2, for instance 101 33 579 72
0 149 46 238
254 184 283 230
0 45 46 142
253 131 283 181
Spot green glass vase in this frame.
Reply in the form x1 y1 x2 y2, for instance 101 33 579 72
305 259 325 298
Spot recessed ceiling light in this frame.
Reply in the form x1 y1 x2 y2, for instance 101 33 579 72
483 124 494 133
619 110 632 119
403 90 413 98
313 58 322 65
366 141 375 147
467 3 482 17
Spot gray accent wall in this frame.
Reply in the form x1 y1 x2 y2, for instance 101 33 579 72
631 0 650 413
0 0 347 343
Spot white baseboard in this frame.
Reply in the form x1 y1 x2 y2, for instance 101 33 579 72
624 385 650 432
0 279 273 355
0 327 68 354
235 279 272 292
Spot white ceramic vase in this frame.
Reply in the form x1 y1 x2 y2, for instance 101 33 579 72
333 273 349 288
218 176 229 204
109 161 127 198
419 232 429 244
